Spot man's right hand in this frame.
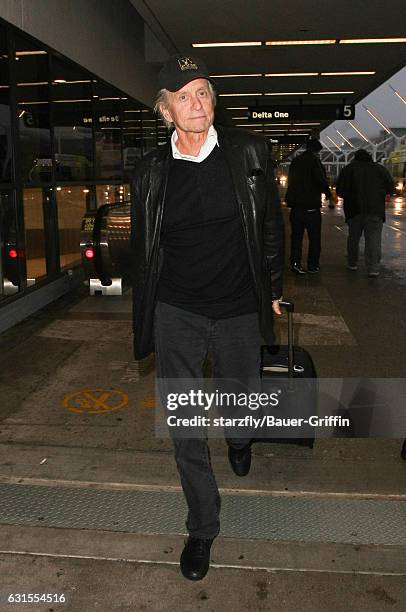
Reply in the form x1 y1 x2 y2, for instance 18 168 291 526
272 300 282 316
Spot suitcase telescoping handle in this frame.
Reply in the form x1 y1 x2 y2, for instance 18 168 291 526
278 300 294 377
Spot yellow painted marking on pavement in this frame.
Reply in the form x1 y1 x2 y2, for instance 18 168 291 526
63 389 128 414
140 394 156 409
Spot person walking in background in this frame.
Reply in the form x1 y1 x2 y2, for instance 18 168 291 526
336 149 394 277
285 138 333 275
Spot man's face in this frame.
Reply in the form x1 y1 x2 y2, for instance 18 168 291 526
161 78 215 134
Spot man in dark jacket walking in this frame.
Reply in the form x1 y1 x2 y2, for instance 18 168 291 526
336 149 394 277
131 55 284 581
285 139 332 274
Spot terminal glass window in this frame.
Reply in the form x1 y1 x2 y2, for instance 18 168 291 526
15 35 51 184
52 57 93 181
0 25 13 183
141 110 158 154
23 188 47 280
56 186 91 270
96 184 126 207
157 118 169 148
0 190 20 298
122 102 143 181
94 82 122 180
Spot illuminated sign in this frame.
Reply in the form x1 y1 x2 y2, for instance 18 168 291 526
248 104 355 121
83 115 120 124
269 136 308 144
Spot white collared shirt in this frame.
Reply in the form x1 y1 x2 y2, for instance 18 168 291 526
171 125 219 163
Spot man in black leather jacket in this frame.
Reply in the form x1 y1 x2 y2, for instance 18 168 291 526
130 55 284 581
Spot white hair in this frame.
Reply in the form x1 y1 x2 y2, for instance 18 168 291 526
153 81 216 128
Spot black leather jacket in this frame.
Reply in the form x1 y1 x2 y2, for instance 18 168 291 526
130 126 284 359
285 150 331 209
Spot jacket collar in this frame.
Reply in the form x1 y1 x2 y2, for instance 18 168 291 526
217 125 250 207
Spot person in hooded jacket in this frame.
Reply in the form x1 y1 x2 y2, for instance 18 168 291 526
336 149 394 277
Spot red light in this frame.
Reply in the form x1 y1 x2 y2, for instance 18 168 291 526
8 249 18 259
84 248 94 260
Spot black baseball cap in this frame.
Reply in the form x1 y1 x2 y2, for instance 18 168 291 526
157 54 216 92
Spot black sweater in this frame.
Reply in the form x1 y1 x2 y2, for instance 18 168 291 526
157 145 257 318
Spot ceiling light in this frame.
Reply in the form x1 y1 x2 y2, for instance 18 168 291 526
226 107 249 110
54 99 91 103
219 93 263 97
15 50 47 56
389 84 406 106
321 71 375 76
364 107 391 133
310 91 354 95
192 41 261 47
17 101 48 105
232 116 248 119
293 122 320 125
394 90 406 105
327 136 342 150
236 123 263 127
17 81 48 86
336 129 354 148
55 79 92 84
339 38 406 44
265 72 318 77
266 40 336 46
264 92 308 96
210 73 262 78
348 121 370 143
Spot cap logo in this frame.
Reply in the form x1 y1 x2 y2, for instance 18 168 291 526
178 57 198 71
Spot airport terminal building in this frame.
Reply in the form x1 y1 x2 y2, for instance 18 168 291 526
0 1 406 609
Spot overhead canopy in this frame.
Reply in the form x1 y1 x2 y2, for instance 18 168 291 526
131 0 406 157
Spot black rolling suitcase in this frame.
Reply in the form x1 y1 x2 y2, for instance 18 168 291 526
258 300 317 448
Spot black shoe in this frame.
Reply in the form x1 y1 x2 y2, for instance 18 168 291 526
180 536 213 581
228 443 252 477
291 263 306 275
307 266 320 274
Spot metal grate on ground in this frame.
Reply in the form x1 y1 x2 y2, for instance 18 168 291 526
0 483 406 546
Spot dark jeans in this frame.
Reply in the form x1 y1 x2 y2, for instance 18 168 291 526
154 301 262 539
347 214 383 273
290 208 321 268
